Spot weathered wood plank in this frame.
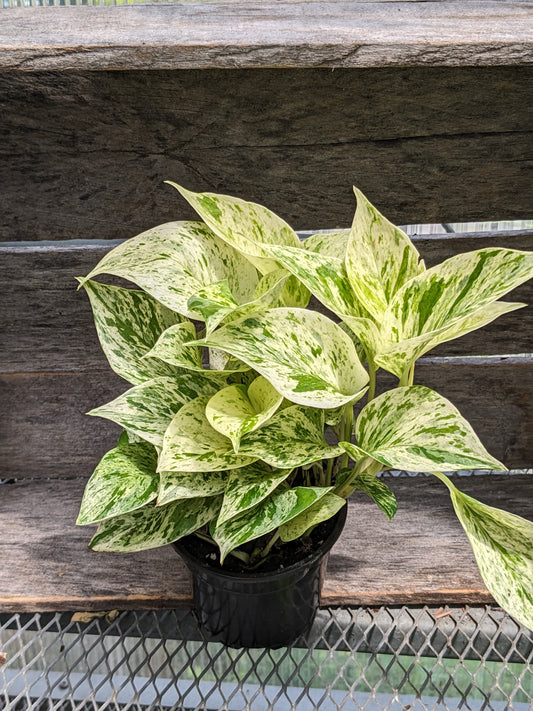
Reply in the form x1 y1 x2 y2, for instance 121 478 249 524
1 66 532 238
1 2 532 71
1 357 531 479
1 474 531 613
2 232 531 375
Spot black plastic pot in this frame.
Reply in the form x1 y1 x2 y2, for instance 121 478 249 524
173 505 347 648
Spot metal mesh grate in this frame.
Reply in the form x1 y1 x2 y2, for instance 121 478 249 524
2 606 532 710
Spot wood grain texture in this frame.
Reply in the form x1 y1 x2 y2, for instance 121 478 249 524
1 66 532 238
2 232 531 376
1 2 532 71
1 357 531 479
1 474 531 612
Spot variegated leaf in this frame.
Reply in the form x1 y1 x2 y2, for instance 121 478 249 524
87 375 219 447
380 248 533 376
187 279 239 333
212 486 332 562
303 229 350 260
79 221 258 318
79 280 185 384
376 301 526 379
89 495 222 553
432 472 533 631
189 272 295 335
77 440 159 525
239 405 344 468
350 472 397 520
158 470 228 506
217 462 292 526
343 386 506 472
340 315 383 364
206 376 283 453
146 322 204 372
345 187 424 320
168 182 301 274
199 308 369 409
266 245 363 319
159 395 256 472
279 493 346 542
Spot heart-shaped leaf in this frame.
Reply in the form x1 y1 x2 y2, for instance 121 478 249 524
279 493 346 542
433 472 533 631
376 301 526 379
217 463 292 526
169 183 301 274
79 280 185 384
303 229 350 260
79 221 258 318
206 376 283 453
212 486 333 562
89 495 222 553
159 395 256 472
345 187 424 321
379 248 533 376
88 375 219 448
350 472 398 520
158 470 228 506
342 386 506 472
239 405 344 468
199 308 369 409
267 244 363 320
77 440 159 525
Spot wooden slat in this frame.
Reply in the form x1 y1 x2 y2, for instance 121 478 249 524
2 357 532 479
1 65 532 237
1 474 531 613
2 233 532 375
1 2 532 71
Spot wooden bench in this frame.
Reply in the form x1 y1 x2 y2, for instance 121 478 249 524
1 1 532 617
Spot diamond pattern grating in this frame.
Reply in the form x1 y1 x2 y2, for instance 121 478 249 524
1 606 532 710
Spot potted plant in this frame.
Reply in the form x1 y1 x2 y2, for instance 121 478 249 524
76 183 533 648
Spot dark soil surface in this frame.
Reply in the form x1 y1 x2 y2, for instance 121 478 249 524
174 514 340 575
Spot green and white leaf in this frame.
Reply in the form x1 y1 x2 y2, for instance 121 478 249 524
145 322 204 371
343 386 506 472
212 486 332 562
79 221 258 318
89 495 222 553
350 472 397 520
380 248 533 375
169 183 301 274
187 279 240 334
239 405 344 468
345 187 424 321
376 301 526 379
433 472 533 631
199 308 369 409
77 440 159 525
79 280 186 384
206 376 283 453
158 470 228 506
267 245 363 319
217 463 292 526
88 375 218 448
304 229 350 260
279 493 346 542
159 395 256 472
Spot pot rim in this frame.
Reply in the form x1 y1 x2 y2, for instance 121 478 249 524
173 501 348 583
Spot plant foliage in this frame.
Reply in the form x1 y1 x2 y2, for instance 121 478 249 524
78 184 533 630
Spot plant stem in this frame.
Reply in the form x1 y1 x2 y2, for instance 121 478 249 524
325 456 335 486
339 402 354 470
367 359 377 402
408 361 416 386
260 530 280 558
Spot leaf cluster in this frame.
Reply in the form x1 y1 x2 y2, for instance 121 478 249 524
77 183 533 629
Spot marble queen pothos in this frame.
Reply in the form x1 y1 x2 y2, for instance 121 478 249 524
77 183 533 631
